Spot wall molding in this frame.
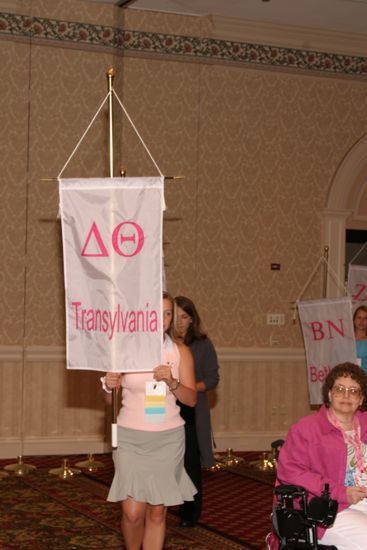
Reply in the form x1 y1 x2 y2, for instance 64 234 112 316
0 346 23 361
214 431 287 452
0 11 366 78
0 432 285 458
0 436 110 459
210 15 367 57
0 344 305 363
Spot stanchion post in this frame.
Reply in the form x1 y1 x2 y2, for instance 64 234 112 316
106 68 119 449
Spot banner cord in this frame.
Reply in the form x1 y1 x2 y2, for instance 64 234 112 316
295 256 324 305
112 89 163 177
349 241 367 266
293 256 347 322
325 257 348 296
57 92 110 179
57 90 164 179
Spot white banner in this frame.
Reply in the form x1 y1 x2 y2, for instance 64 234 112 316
59 177 164 372
347 264 367 310
298 297 357 404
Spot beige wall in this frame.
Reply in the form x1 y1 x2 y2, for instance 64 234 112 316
1 0 367 457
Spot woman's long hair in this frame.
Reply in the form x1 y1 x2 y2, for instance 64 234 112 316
163 291 174 336
174 295 206 345
353 305 367 333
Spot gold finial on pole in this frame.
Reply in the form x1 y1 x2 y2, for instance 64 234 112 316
323 245 329 298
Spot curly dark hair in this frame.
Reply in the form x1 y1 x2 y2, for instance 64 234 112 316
322 362 367 411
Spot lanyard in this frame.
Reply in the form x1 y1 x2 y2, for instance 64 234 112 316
327 409 365 475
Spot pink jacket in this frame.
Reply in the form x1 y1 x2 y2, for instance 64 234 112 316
275 404 367 540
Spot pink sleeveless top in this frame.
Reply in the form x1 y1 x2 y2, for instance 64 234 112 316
117 335 184 431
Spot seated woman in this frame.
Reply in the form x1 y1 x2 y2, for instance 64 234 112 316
275 363 367 550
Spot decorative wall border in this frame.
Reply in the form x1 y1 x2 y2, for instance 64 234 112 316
1 12 367 78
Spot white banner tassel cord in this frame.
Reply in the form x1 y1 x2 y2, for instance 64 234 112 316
349 241 367 266
323 257 348 297
293 256 324 323
293 256 348 323
112 89 164 178
56 89 165 209
57 92 110 179
55 91 164 183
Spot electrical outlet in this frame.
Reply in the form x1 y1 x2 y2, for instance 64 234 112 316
270 334 280 346
267 313 285 325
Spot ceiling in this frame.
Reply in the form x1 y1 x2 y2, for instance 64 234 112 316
86 0 367 36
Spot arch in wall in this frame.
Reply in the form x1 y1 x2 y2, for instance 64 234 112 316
323 132 367 296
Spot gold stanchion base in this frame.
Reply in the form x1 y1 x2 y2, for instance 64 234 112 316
219 448 244 467
49 459 81 480
249 452 276 471
74 453 105 472
4 456 36 476
207 461 226 472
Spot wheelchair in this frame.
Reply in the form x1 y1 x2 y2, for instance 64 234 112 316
268 483 338 549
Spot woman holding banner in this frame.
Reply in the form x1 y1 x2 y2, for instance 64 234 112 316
274 362 367 550
102 291 197 550
353 305 367 373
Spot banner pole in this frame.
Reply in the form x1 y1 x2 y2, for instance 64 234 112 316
323 245 329 298
107 68 118 449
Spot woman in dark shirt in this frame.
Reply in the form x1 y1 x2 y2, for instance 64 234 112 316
174 295 220 527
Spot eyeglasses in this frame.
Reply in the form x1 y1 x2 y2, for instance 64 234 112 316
331 384 361 398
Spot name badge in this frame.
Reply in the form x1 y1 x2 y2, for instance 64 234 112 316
144 381 166 423
145 381 167 397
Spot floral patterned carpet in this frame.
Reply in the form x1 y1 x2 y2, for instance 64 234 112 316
0 453 273 550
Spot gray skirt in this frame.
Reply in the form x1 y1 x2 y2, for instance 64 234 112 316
107 425 197 506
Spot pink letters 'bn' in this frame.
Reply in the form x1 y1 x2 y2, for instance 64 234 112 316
307 319 345 341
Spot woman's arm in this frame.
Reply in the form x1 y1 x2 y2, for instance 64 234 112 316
101 372 123 404
153 344 197 407
195 338 219 392
277 423 348 506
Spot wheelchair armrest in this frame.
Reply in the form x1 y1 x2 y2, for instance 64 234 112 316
275 485 308 498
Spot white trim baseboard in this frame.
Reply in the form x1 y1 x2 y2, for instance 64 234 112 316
0 344 305 363
214 431 287 452
0 436 111 459
0 432 286 458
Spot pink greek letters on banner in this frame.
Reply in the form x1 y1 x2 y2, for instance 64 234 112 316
347 265 367 309
59 177 164 373
81 221 144 257
298 297 357 405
